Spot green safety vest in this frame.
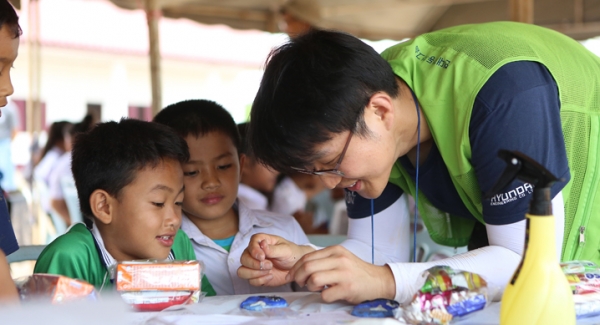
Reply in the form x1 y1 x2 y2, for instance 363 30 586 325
380 22 600 263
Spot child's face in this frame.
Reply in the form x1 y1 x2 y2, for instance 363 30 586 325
104 159 184 261
0 26 19 111
182 131 240 221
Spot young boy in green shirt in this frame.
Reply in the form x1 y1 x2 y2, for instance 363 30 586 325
34 119 215 296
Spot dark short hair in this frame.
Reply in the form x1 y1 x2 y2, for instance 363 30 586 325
153 99 240 151
71 118 190 222
0 0 22 38
237 122 251 156
249 29 398 173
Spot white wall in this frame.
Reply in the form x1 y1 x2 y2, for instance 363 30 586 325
11 44 264 125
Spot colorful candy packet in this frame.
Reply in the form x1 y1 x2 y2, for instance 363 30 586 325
401 266 489 325
115 260 202 311
16 274 97 303
561 260 600 318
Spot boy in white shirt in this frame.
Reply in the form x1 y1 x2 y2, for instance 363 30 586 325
154 100 310 295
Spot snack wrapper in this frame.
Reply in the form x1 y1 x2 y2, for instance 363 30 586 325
561 260 600 318
115 260 202 311
401 266 488 325
15 274 97 304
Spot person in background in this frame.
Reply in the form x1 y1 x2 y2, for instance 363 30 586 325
33 121 72 179
237 122 279 211
271 172 328 234
0 0 21 303
34 119 213 294
237 23 600 305
48 115 94 226
33 121 72 215
154 99 310 296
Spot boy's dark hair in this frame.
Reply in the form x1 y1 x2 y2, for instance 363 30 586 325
153 99 240 151
249 29 399 173
237 122 251 156
71 118 190 221
0 0 22 38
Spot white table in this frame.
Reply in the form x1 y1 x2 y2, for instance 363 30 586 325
132 292 398 325
4 291 600 325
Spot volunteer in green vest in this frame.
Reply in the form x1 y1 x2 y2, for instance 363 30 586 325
236 22 600 304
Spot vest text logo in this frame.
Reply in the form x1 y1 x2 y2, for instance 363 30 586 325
490 183 533 206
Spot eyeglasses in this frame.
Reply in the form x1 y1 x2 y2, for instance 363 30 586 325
291 132 353 177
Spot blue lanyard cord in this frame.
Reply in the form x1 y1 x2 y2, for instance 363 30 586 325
410 89 421 263
369 89 421 264
371 198 375 264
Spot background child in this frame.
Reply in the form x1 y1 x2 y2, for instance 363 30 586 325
154 99 310 295
34 119 215 296
271 172 329 234
237 122 279 211
47 115 95 227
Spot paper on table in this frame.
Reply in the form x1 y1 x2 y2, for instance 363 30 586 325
144 311 403 325
144 314 256 325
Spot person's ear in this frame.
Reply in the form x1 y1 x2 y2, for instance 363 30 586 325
89 189 114 225
365 92 395 131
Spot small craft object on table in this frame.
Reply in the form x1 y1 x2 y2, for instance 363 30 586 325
16 274 97 304
561 260 600 319
115 260 202 311
240 295 289 311
351 298 400 318
402 266 488 325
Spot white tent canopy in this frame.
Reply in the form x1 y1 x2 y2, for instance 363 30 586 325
109 0 600 41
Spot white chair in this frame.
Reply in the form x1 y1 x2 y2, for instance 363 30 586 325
7 245 46 263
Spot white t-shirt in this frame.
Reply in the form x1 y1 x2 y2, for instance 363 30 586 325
34 147 64 187
48 152 72 200
237 183 268 211
271 177 306 216
34 147 64 213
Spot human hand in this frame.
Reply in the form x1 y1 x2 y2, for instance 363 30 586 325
287 245 396 304
237 233 315 287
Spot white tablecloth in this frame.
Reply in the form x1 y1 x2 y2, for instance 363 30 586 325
4 291 600 325
132 292 396 325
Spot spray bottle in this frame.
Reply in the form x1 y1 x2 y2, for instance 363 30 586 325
485 150 574 325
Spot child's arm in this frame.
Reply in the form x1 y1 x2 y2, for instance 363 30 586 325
0 250 19 303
